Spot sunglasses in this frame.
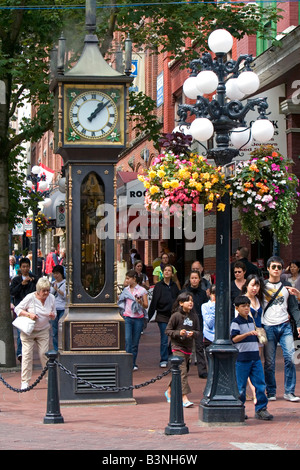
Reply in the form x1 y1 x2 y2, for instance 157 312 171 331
234 270 243 274
270 264 282 270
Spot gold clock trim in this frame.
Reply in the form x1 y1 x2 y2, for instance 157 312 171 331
63 84 125 147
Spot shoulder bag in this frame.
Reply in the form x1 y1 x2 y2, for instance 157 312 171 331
12 298 36 335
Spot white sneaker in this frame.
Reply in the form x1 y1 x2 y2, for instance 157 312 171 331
283 393 300 402
160 361 168 368
21 382 29 390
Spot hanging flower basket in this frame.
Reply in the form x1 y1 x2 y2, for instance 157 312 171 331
35 212 51 236
138 133 229 213
230 145 299 244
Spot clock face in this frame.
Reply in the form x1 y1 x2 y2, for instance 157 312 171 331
69 91 118 139
63 84 125 146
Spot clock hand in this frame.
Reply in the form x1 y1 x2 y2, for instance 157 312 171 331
87 100 110 122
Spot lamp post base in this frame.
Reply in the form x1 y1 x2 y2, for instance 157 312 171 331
199 342 245 424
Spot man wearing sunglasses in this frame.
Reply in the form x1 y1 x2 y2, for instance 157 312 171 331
262 256 300 402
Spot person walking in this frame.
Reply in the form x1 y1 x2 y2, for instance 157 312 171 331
165 292 200 407
148 264 180 368
118 270 148 371
231 295 273 420
50 265 66 351
14 277 56 389
181 269 208 378
262 256 300 402
10 257 38 362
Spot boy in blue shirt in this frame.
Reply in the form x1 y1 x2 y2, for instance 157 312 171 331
231 295 273 421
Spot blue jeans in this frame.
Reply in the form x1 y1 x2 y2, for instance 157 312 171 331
157 322 169 363
51 310 65 351
236 359 268 412
264 322 296 396
124 316 144 368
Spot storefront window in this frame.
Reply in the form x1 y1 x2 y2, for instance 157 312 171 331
81 172 105 297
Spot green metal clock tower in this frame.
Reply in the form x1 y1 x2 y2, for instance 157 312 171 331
50 0 134 404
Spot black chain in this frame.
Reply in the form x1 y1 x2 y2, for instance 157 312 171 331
0 361 171 393
55 360 171 392
0 366 48 393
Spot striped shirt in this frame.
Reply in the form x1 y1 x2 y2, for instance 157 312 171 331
230 314 259 362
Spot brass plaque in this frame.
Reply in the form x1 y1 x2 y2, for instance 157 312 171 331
70 321 119 351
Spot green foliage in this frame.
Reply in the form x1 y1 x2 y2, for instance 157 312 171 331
129 91 162 148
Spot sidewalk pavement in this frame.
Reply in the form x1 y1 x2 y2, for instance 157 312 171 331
0 323 300 451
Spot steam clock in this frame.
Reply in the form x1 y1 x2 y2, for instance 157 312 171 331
50 1 134 404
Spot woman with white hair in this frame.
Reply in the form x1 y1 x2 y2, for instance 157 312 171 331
14 277 56 389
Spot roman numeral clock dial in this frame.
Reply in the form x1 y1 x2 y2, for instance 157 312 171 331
64 85 125 146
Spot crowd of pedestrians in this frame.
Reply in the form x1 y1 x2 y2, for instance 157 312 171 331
118 247 300 418
9 245 300 417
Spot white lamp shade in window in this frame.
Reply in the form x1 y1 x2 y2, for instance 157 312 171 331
190 118 214 141
230 127 253 149
251 119 274 143
208 29 233 54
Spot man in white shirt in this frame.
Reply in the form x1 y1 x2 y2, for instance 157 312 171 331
263 256 300 402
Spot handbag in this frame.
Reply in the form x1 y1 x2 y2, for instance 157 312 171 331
12 297 36 335
250 314 267 344
12 316 36 335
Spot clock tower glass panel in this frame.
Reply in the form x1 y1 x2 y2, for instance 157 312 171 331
80 172 105 297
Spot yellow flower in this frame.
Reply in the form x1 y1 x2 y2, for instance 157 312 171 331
217 203 226 212
208 193 214 201
170 180 180 189
149 185 160 195
204 181 212 189
205 202 213 211
144 181 150 189
138 175 145 182
192 172 199 179
157 169 166 178
225 184 231 189
162 181 171 189
202 172 210 180
188 179 196 188
195 183 203 191
148 170 157 179
178 168 190 179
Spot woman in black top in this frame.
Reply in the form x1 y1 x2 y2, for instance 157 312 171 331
148 264 180 368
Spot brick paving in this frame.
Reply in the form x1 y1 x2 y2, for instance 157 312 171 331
0 322 300 451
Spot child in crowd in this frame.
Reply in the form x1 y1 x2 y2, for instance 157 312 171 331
230 295 273 420
201 285 216 348
165 292 200 407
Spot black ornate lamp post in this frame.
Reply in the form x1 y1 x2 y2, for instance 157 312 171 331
176 29 274 423
27 166 51 277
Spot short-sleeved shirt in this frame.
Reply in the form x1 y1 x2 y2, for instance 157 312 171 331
230 314 259 362
153 265 177 281
123 284 147 319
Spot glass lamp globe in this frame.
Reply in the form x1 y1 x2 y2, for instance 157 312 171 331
27 180 33 189
196 70 218 95
190 118 214 141
230 127 253 149
183 76 202 100
31 165 41 175
42 197 52 208
237 71 260 95
38 180 48 191
251 119 274 143
208 29 233 54
226 78 245 101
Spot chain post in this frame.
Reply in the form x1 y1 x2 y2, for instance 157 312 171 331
43 350 64 424
165 356 189 435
